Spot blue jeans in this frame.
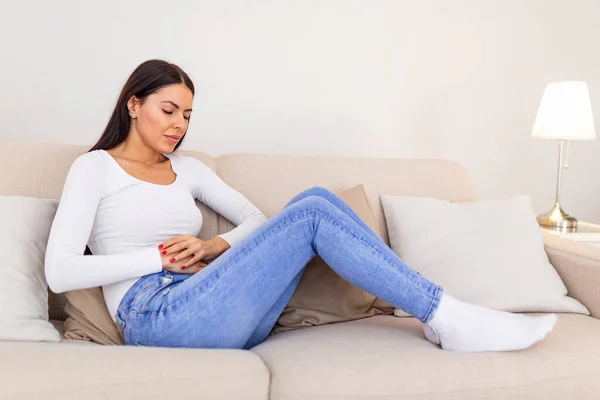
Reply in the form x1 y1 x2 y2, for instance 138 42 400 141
115 186 443 349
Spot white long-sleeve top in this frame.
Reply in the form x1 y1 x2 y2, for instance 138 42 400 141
45 149 267 323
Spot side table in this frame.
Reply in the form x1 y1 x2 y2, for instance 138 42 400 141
541 221 600 247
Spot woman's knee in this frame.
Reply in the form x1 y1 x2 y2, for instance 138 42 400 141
302 186 335 199
283 186 338 213
291 195 335 213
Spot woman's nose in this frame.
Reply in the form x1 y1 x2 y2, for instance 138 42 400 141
173 117 185 130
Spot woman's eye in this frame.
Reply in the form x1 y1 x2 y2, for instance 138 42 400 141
163 109 189 120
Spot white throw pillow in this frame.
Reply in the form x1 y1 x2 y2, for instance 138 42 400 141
0 195 61 341
381 194 589 316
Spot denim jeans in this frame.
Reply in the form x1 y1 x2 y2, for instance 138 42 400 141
115 186 443 350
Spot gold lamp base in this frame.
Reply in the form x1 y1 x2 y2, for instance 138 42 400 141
536 139 580 233
537 203 578 232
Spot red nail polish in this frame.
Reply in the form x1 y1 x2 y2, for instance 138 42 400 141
180 265 186 270
170 258 176 263
158 244 164 249
161 251 167 255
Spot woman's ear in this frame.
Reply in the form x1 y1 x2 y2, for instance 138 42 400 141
127 95 141 117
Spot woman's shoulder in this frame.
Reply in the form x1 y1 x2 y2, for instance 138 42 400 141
60 150 111 196
70 150 106 171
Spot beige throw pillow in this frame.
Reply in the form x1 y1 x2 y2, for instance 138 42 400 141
272 184 394 335
0 195 61 342
381 194 589 315
61 243 123 344
63 287 123 345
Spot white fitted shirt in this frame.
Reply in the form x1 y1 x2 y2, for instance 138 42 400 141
45 149 267 322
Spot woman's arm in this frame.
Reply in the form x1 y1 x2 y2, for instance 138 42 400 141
182 156 267 249
44 153 162 293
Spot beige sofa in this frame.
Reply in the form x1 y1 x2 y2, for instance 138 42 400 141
1 140 600 400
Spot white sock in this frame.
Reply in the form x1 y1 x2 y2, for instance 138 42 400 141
423 292 558 353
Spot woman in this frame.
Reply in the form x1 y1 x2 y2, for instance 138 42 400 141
45 59 557 352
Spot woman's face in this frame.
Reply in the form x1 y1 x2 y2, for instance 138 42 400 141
128 83 193 153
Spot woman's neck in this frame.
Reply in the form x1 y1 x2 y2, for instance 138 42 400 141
110 132 165 166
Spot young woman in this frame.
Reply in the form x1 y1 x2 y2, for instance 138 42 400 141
45 59 557 352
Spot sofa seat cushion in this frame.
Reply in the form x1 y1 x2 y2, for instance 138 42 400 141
251 314 600 400
0 341 269 399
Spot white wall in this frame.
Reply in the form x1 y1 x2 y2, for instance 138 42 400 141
2 0 600 222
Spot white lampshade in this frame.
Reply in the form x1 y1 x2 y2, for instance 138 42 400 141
531 81 596 140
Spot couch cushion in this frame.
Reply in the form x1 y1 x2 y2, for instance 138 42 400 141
0 340 269 399
251 314 600 400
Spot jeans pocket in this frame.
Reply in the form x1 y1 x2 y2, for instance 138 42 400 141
139 276 175 312
130 281 159 306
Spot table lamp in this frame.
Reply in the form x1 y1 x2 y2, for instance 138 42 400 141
531 81 596 230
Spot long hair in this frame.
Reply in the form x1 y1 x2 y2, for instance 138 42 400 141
89 59 195 153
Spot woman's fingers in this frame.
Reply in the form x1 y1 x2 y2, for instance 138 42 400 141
159 235 197 253
172 249 194 263
169 243 206 264
181 253 205 268
159 237 211 269
161 242 189 256
178 260 208 274
160 251 193 269
158 236 187 250
171 247 205 264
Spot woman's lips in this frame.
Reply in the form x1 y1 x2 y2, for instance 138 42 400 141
165 135 180 144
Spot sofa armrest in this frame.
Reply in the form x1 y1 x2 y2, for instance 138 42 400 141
543 231 600 319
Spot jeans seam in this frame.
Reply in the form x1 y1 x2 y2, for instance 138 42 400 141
311 206 438 316
119 309 136 344
423 286 443 324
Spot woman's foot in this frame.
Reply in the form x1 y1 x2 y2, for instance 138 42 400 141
422 292 558 353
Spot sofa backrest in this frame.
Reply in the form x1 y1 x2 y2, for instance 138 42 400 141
0 140 476 321
216 153 476 245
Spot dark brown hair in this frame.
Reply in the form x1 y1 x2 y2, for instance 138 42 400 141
89 59 195 152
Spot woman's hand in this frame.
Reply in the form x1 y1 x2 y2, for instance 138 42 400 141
159 249 208 274
158 235 229 271
163 255 209 274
